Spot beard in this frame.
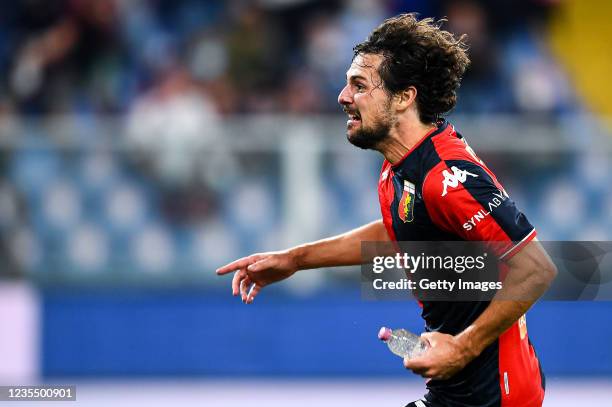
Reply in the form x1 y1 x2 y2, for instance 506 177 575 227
347 115 392 150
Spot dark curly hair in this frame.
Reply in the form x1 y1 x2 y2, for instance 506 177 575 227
353 13 470 124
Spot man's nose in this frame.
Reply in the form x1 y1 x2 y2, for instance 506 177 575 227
338 85 352 106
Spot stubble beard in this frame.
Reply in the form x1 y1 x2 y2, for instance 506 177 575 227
347 113 393 151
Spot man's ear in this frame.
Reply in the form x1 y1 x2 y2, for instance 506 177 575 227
394 86 417 113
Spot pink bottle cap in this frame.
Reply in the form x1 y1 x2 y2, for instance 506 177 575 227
378 326 392 341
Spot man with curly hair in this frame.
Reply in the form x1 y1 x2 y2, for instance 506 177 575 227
217 13 556 407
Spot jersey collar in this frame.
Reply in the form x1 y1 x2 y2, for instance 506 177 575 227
390 119 450 169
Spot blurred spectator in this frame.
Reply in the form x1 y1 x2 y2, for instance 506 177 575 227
126 67 220 184
125 66 221 223
8 0 126 114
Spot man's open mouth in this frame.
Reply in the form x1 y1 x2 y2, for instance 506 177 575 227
345 111 361 126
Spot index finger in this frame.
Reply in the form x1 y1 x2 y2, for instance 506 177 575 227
216 255 260 275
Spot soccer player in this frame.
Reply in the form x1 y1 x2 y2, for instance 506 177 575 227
216 14 557 407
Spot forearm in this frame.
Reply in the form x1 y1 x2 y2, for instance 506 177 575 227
455 241 557 359
455 300 531 360
290 219 390 270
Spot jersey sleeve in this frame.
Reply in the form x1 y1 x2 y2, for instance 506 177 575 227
422 159 536 260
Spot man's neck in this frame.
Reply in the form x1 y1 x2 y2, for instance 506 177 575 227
380 120 437 165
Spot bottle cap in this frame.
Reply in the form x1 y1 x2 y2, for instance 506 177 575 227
378 326 392 341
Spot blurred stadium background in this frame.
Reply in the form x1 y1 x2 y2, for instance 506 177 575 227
0 0 611 405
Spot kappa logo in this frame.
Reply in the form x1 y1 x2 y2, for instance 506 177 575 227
441 166 478 196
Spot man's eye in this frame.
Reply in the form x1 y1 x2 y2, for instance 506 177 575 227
355 84 365 91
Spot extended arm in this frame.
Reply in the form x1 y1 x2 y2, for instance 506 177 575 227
292 219 390 270
216 219 389 303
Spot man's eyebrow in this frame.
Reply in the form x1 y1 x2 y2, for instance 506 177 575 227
347 74 367 82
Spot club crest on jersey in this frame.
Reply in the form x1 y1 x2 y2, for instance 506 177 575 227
441 166 478 196
398 180 416 223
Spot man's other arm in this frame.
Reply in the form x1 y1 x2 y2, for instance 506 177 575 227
454 239 557 360
405 239 557 379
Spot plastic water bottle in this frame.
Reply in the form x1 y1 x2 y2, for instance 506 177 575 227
378 326 429 359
